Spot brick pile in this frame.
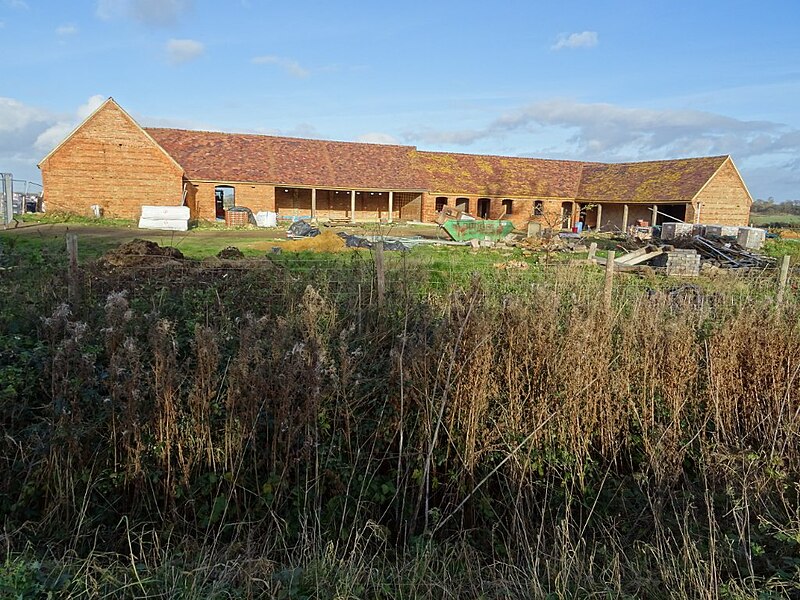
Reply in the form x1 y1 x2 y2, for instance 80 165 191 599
653 249 701 277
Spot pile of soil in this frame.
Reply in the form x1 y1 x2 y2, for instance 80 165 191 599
216 246 245 260
99 239 185 268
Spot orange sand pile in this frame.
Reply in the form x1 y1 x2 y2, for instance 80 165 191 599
285 230 348 252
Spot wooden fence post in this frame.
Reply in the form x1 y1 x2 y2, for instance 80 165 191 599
777 255 790 306
67 233 79 305
375 241 386 308
604 250 615 311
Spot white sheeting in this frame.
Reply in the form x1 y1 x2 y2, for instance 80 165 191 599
138 217 189 231
140 205 191 220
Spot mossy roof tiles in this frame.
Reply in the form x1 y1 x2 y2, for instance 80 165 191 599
576 156 729 203
146 127 731 203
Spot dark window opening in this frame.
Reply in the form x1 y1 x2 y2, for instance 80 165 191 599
477 198 491 219
456 197 470 213
501 199 513 215
658 204 688 225
215 185 235 220
435 197 448 212
533 200 544 216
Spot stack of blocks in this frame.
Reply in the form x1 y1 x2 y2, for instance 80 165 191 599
736 227 766 250
660 222 694 240
705 225 740 238
653 249 701 277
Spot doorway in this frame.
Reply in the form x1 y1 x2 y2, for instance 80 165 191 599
215 185 235 220
477 198 491 219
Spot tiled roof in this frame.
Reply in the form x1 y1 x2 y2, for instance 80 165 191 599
146 127 730 203
145 128 423 190
576 156 729 203
412 150 585 198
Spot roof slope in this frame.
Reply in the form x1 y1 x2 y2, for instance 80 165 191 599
145 128 423 190
146 126 732 203
576 156 729 203
412 150 585 198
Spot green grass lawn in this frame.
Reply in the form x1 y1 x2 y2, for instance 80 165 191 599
749 212 800 226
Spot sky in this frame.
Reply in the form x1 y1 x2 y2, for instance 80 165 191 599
1 0 800 200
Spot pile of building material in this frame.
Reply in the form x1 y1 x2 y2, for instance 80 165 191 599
255 211 278 228
651 249 702 277
684 236 775 269
138 205 190 231
705 225 740 238
736 227 766 250
287 219 320 238
661 223 693 240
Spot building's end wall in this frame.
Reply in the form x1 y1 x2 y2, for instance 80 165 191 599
688 159 752 226
40 102 184 219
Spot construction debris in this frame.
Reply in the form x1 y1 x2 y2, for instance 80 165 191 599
680 236 775 269
287 219 320 238
614 245 665 267
338 233 409 251
494 260 531 270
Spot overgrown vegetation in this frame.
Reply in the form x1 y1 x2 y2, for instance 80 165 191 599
1 234 799 598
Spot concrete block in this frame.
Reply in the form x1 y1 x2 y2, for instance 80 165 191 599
705 225 739 238
737 227 765 250
661 222 693 240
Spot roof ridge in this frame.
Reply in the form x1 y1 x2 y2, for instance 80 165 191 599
143 126 417 150
585 154 730 168
415 148 593 166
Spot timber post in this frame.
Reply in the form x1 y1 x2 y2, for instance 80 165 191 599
67 233 80 305
375 241 386 308
604 250 615 311
777 255 791 306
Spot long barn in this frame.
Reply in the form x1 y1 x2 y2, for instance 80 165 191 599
39 98 753 230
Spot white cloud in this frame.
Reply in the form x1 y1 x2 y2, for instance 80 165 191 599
96 0 193 26
404 98 800 199
552 31 598 51
166 38 204 65
56 24 78 36
35 95 106 152
0 97 50 134
252 55 310 78
407 99 789 158
356 132 399 145
0 95 103 182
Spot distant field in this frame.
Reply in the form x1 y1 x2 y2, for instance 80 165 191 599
750 212 800 226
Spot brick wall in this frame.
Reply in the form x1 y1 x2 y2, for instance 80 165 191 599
422 193 537 228
40 101 184 219
189 181 276 220
688 159 751 225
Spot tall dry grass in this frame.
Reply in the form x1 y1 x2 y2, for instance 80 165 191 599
2 257 799 597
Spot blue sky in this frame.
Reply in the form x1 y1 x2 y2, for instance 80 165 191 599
2 0 799 200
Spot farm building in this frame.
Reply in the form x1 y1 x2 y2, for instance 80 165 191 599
39 98 753 230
